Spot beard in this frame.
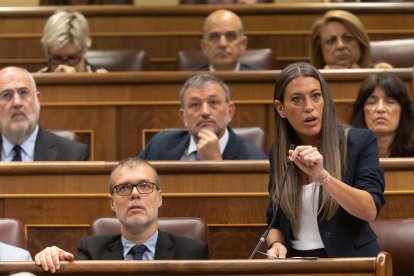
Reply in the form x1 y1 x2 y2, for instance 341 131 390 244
1 104 40 145
117 208 158 236
0 118 37 145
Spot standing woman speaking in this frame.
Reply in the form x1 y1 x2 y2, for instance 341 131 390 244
265 62 384 258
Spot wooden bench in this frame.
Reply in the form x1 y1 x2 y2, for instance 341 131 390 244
0 4 414 70
0 252 392 276
0 160 412 259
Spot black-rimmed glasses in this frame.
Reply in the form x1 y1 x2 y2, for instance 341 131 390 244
48 53 83 66
111 181 159 196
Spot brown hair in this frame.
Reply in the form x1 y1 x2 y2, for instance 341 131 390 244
310 10 371 69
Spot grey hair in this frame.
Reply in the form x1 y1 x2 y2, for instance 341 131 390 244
41 10 91 54
179 74 231 107
109 158 160 193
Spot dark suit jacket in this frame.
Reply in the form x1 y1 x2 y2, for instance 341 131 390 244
192 63 256 71
139 128 266 160
0 127 90 161
266 128 385 257
76 231 209 260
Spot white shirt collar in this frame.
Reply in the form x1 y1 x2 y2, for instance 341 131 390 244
122 230 158 260
1 125 39 162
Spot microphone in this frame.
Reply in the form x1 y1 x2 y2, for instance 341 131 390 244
249 144 295 259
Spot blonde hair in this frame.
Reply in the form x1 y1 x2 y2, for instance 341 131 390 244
41 10 91 54
310 10 371 68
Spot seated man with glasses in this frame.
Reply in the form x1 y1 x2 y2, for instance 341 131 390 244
196 9 252 71
35 158 209 272
39 10 106 73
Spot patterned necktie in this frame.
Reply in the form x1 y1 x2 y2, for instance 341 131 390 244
129 244 147 260
12 145 22 162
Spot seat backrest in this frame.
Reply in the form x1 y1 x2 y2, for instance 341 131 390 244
233 127 265 153
369 218 414 276
85 49 150 71
90 217 209 245
370 38 414 68
177 48 276 70
0 218 27 249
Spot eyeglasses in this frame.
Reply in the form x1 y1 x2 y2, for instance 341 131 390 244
48 53 83 66
207 31 240 43
111 181 159 196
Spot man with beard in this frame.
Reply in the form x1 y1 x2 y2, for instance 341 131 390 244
35 158 209 272
0 67 89 161
138 74 266 160
195 9 253 71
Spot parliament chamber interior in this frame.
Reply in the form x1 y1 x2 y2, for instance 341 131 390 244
0 2 413 275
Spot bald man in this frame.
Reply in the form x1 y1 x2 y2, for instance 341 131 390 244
0 66 90 161
198 9 252 71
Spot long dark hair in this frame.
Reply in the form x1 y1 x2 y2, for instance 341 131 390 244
350 72 414 157
272 62 348 232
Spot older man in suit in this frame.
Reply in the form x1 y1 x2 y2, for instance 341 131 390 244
139 74 266 161
196 9 253 71
0 66 89 161
35 158 208 272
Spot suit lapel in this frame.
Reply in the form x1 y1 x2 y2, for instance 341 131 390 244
0 136 3 161
222 128 238 160
102 237 124 260
34 128 58 161
165 132 190 160
154 231 175 260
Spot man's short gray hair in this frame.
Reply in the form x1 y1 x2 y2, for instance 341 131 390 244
179 74 231 107
108 158 160 193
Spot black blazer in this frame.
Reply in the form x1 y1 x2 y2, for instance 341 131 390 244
266 128 385 257
139 127 266 160
0 127 90 161
76 231 209 260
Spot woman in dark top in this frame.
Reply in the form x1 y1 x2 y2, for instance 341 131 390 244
266 62 384 258
350 72 414 157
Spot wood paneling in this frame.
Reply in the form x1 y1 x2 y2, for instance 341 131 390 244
0 4 414 70
0 160 412 259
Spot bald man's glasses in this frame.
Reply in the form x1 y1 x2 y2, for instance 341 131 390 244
207 31 239 43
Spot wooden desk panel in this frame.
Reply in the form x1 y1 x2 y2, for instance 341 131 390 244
0 160 412 259
34 70 413 160
2 159 412 193
0 254 392 276
0 4 414 70
7 193 413 259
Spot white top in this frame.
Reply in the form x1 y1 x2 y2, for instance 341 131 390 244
291 182 324 251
